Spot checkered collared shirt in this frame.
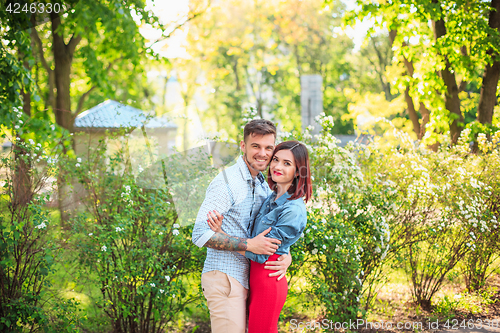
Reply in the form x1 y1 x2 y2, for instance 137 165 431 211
192 155 272 289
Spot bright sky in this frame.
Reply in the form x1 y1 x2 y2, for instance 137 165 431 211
139 0 372 59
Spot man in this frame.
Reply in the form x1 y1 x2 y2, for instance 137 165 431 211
192 119 292 333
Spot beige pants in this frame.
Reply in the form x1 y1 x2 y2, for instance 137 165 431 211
201 270 248 333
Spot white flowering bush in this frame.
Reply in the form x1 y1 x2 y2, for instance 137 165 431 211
363 126 500 309
456 130 500 291
284 114 500 318
0 137 83 332
68 135 205 332
284 114 395 321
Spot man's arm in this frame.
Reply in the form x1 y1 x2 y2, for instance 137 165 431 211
264 252 292 281
204 227 280 255
192 179 232 247
204 233 248 251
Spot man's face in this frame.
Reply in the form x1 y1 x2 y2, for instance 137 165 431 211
240 133 275 176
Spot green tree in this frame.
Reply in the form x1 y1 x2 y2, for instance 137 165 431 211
345 0 500 144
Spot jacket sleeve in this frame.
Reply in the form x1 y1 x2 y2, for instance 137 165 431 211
191 178 233 247
245 205 306 264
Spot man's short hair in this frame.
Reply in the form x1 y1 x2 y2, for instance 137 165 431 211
243 119 277 142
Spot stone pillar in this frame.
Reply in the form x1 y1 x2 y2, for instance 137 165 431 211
301 74 323 137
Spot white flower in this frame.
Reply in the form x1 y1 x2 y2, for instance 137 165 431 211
321 218 326 224
101 245 107 252
322 245 326 250
88 233 93 236
159 232 163 236
115 227 123 232
36 222 47 229
312 225 317 230
159 289 164 294
312 249 318 255
150 283 155 287
165 276 170 281
172 294 176 298
29 139 34 145
77 158 82 163
15 125 20 129
173 223 180 228
75 163 80 167
172 229 179 236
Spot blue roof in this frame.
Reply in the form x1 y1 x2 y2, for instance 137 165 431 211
74 100 177 130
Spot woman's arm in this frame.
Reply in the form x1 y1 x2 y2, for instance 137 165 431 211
207 210 228 235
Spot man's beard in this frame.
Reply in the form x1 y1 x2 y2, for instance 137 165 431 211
243 153 268 173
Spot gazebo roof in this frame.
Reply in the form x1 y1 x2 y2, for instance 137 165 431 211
74 100 177 130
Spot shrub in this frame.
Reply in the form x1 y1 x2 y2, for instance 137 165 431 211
68 134 205 332
285 115 392 320
0 138 82 331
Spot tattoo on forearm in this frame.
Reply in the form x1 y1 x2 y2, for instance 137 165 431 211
205 233 248 251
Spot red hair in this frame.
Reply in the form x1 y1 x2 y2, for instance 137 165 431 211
267 141 313 202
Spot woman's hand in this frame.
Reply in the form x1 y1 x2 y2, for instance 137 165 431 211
207 210 226 234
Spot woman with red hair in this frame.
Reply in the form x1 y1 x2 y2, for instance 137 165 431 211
207 140 312 333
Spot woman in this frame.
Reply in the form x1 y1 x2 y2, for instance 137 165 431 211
207 140 312 333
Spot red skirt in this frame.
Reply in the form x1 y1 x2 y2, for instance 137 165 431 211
248 254 288 333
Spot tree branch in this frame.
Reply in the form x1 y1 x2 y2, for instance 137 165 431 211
75 86 96 115
146 5 208 51
30 26 51 75
68 33 83 56
31 24 56 112
75 56 123 115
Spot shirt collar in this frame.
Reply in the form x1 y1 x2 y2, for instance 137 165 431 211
272 191 291 206
237 155 266 185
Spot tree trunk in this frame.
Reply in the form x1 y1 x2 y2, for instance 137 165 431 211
14 75 33 208
477 0 500 125
432 1 464 144
51 14 74 132
50 12 82 226
419 102 431 140
403 86 422 139
13 47 33 208
390 29 431 140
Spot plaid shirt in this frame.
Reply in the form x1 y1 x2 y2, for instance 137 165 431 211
192 155 272 289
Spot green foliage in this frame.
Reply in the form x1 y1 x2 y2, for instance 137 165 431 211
344 0 500 144
285 114 392 321
0 140 82 332
284 113 500 318
67 132 205 332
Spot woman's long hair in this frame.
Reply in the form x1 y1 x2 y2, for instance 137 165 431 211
267 141 313 202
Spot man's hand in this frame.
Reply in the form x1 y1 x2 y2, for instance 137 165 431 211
264 252 292 281
247 228 281 255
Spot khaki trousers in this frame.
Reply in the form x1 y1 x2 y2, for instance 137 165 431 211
201 270 248 333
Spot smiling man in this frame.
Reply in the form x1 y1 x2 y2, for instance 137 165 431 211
192 119 292 333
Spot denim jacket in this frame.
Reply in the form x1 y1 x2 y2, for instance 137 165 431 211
245 191 307 264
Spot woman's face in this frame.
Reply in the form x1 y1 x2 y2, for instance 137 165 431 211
270 149 297 185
